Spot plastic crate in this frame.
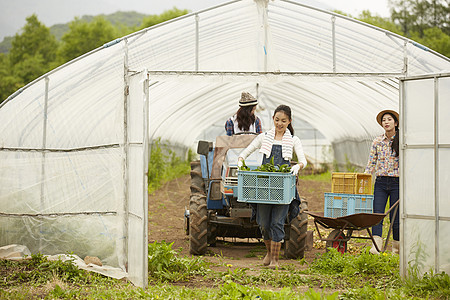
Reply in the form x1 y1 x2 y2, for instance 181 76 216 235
237 170 296 204
331 173 372 194
324 193 373 218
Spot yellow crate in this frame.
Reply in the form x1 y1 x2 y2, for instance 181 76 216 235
331 173 372 194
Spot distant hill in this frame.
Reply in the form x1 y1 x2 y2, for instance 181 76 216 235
0 11 148 54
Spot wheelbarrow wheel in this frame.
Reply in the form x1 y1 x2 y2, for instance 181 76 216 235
326 229 347 254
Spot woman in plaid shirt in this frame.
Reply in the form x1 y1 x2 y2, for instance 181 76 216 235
225 92 262 136
364 109 400 255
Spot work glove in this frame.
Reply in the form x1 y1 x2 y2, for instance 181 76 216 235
237 160 243 168
290 164 300 176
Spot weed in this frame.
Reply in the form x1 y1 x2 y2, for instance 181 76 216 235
310 248 400 276
148 138 191 193
147 241 208 282
403 269 450 299
217 280 329 299
0 253 87 287
301 171 332 182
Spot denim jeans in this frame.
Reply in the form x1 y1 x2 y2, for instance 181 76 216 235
372 176 400 241
256 203 290 242
255 144 297 240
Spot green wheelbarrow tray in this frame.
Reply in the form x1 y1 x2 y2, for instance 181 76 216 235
308 200 399 253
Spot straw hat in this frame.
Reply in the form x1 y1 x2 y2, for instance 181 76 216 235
239 92 258 107
376 109 399 127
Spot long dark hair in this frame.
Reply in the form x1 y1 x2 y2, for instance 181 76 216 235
273 105 294 136
236 105 256 131
383 112 399 157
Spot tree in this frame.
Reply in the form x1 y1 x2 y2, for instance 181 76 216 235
1 15 57 102
140 7 188 29
389 0 449 37
358 10 403 35
412 27 450 57
0 53 22 102
9 14 58 66
57 16 118 63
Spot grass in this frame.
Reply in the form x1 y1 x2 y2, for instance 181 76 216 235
1 239 449 299
147 138 193 193
301 171 332 182
148 241 209 282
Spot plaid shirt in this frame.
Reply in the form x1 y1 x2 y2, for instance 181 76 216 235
365 133 399 177
225 116 262 136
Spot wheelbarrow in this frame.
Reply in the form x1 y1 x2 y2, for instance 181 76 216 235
307 200 399 253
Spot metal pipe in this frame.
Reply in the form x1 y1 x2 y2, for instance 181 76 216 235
195 14 199 72
143 71 150 288
39 77 50 253
399 78 406 277
434 76 439 272
332 16 336 73
122 38 130 272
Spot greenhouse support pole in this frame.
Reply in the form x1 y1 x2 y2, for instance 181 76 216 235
331 16 336 73
195 14 199 72
402 41 408 75
39 77 50 252
433 77 439 272
399 79 406 277
143 72 149 287
263 1 268 72
123 38 130 274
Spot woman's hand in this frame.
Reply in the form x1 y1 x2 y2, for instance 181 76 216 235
290 163 304 175
237 157 244 168
291 164 300 175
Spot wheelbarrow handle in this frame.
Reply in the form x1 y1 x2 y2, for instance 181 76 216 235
381 199 400 252
385 199 399 215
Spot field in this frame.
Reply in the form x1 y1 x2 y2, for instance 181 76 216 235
1 174 449 299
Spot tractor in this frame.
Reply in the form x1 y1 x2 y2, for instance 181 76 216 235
185 134 308 258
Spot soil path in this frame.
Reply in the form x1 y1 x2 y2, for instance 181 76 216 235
148 174 333 272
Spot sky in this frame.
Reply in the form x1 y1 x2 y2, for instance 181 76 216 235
0 0 391 41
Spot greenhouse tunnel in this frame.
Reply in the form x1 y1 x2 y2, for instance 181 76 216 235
1 0 450 288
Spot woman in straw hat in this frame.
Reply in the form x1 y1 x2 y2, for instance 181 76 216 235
364 109 400 255
225 92 263 136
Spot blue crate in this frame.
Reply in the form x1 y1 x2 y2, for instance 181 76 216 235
324 193 373 218
237 170 296 204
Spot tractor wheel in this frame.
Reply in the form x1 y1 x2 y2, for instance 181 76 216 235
190 161 205 195
207 212 217 247
189 160 208 254
326 229 347 254
285 200 308 259
189 193 208 255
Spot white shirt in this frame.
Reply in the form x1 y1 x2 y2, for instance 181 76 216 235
239 132 307 167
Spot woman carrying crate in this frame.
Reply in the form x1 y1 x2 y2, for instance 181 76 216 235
364 109 400 254
238 104 307 268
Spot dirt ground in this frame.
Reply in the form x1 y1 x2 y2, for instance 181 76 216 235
148 174 336 273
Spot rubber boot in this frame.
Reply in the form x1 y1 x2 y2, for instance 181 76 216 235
392 240 399 254
262 240 271 266
269 241 282 269
369 235 383 255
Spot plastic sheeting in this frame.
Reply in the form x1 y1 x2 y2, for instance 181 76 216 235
400 73 450 276
0 244 127 279
1 0 450 287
